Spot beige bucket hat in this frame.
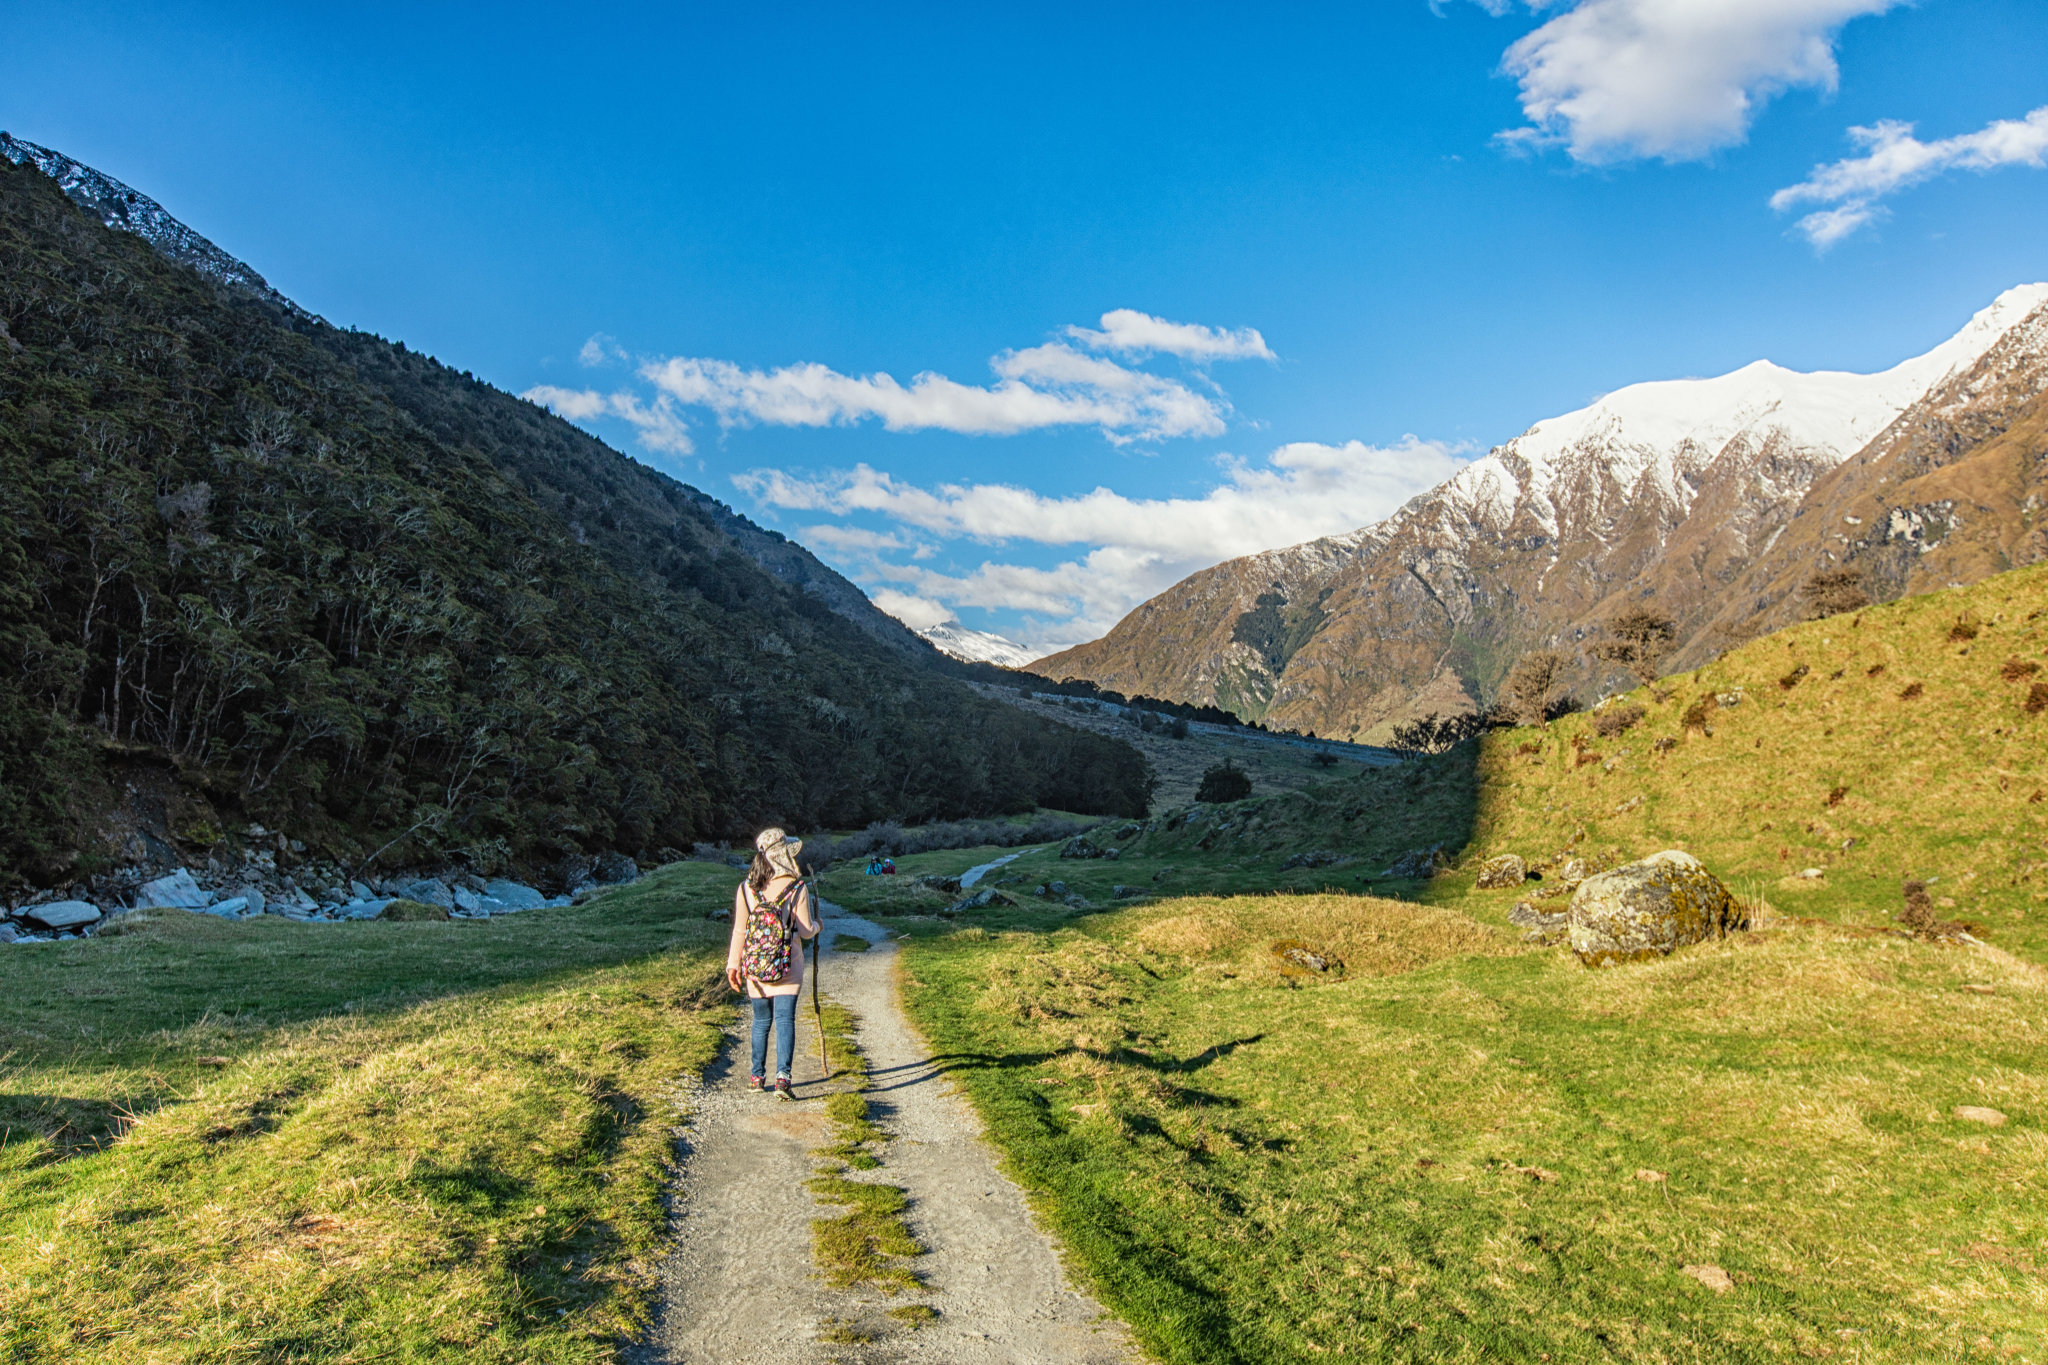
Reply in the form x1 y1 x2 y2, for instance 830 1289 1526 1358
755 827 804 880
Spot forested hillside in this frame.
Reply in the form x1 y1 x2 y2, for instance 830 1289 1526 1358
0 156 1151 892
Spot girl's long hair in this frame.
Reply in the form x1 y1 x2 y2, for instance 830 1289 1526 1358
747 851 775 894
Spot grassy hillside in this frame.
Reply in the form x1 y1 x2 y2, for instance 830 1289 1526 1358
0 154 1151 893
877 563 2048 1363
0 861 744 1361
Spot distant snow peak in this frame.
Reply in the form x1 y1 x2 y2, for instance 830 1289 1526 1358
917 620 1040 668
1 131 309 317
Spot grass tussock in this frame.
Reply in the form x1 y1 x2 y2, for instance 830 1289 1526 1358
0 860 745 1361
804 1009 924 1294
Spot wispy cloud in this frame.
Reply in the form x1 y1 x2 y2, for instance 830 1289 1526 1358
736 437 1468 648
1065 309 1276 362
523 385 694 453
578 333 628 367
1771 106 2048 248
1484 0 1896 164
525 311 1267 454
639 340 1227 445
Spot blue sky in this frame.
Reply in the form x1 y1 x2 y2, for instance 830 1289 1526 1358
5 0 2046 652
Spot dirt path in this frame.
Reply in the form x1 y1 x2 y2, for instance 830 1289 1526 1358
629 906 1134 1364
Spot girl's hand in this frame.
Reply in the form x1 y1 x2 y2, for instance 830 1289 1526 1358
726 967 744 993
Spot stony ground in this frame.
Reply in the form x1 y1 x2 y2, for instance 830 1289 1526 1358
630 903 1133 1364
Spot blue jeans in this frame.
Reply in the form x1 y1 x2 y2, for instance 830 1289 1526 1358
750 994 798 1080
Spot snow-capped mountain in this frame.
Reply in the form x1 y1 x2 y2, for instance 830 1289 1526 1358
1035 285 2048 739
916 620 1042 668
0 131 310 317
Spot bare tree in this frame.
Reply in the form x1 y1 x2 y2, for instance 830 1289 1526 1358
1800 568 1870 620
1590 605 1677 685
1504 649 1570 726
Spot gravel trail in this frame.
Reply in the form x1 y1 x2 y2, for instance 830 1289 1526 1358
629 905 1133 1364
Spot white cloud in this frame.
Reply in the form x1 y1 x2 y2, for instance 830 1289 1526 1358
578 333 628 367
522 385 695 453
1491 0 1897 163
639 340 1226 445
1771 106 2048 247
737 437 1468 645
866 589 953 631
1065 309 1276 362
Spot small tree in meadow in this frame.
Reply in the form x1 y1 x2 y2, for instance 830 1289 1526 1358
1591 606 1677 685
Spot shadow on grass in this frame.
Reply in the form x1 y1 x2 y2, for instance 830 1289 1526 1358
866 1034 1266 1097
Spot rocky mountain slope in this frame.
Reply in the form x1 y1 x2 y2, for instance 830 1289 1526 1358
1034 285 2048 739
0 148 1153 897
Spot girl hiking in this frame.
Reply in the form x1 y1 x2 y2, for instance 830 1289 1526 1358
725 827 819 1100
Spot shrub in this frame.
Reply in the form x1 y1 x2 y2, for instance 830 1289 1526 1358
1390 712 1486 755
1168 716 1190 740
377 899 450 921
1196 761 1253 804
1826 785 1847 808
1590 606 1677 685
1779 663 1810 690
1900 682 1925 700
1800 569 1870 620
1310 751 1339 769
2027 682 2048 716
1948 615 1981 643
1504 649 1571 726
1592 703 1645 738
2005 657 2042 683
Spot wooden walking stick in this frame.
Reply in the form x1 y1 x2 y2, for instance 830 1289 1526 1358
809 875 830 1081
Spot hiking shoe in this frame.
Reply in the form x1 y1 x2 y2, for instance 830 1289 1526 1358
748 1075 766 1093
773 1076 794 1101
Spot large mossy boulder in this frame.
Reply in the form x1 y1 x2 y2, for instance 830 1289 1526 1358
1567 850 1738 967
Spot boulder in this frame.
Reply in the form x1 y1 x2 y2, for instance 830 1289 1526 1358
1567 850 1739 967
395 878 455 909
343 899 393 919
24 900 101 930
1384 846 1445 880
1060 837 1105 860
944 887 1016 914
232 886 267 916
452 885 484 914
203 897 250 919
1048 880 1068 897
1281 849 1350 871
137 869 209 909
1476 854 1527 890
0 922 17 943
592 852 639 884
1509 901 1567 942
481 880 546 912
546 855 592 895
1112 885 1142 899
915 874 963 895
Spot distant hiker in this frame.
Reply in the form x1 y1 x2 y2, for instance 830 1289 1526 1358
726 827 819 1100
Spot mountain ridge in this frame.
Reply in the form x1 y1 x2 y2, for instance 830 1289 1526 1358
1034 285 2048 738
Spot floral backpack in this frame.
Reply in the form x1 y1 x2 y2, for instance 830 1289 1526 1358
740 879 804 983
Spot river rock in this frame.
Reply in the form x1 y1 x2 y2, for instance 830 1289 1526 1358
395 878 455 909
24 900 101 930
1567 850 1738 967
592 852 639 884
1476 854 1527 890
481 880 546 912
944 886 1016 914
138 868 209 909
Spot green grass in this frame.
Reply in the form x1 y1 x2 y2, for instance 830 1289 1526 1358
805 1015 924 1294
891 566 2048 1364
831 934 873 953
0 861 743 1361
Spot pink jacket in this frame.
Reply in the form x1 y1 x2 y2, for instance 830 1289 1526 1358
726 875 819 998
